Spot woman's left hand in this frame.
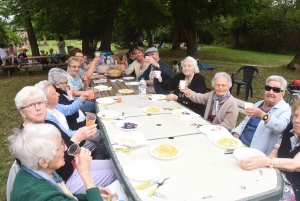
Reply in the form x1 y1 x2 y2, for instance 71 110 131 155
239 156 268 170
166 94 178 101
98 187 111 199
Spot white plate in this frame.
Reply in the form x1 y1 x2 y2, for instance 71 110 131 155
198 125 229 135
125 82 139 86
96 97 115 104
233 147 266 160
171 109 191 117
94 85 108 90
213 137 243 149
93 79 107 83
123 160 160 181
113 132 146 145
123 77 135 81
150 143 182 160
151 94 167 100
111 79 123 83
116 120 141 131
118 89 134 94
97 110 120 119
142 107 163 115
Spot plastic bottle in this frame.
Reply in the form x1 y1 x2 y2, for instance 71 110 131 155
138 77 147 108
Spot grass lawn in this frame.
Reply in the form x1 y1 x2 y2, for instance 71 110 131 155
0 44 299 200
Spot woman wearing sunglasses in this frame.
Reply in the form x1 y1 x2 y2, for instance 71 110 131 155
232 75 291 155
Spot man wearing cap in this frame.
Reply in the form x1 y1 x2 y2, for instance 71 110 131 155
141 47 172 94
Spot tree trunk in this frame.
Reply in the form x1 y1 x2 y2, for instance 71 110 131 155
287 52 300 70
171 24 180 50
179 19 198 58
82 34 91 55
147 29 153 47
43 34 48 46
19 0 39 56
99 0 120 52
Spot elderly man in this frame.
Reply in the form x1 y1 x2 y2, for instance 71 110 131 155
141 47 172 94
232 75 291 155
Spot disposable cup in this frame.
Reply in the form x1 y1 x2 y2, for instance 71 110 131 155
86 87 94 100
116 92 122 103
180 80 186 89
244 102 254 109
95 52 100 57
67 144 81 156
86 114 96 126
155 71 161 78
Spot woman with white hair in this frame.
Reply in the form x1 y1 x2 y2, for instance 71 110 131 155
231 75 291 155
48 68 86 130
9 123 109 200
154 56 206 116
181 72 239 131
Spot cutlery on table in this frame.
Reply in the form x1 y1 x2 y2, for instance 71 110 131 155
148 178 169 197
224 149 235 154
134 177 159 190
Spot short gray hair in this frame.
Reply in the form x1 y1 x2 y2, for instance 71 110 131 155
211 72 232 88
14 86 46 110
180 56 199 73
266 75 287 91
48 68 68 85
35 80 52 97
8 123 60 170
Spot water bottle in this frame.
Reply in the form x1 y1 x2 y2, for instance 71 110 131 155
138 77 147 108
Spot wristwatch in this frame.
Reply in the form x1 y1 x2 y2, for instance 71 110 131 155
263 114 269 121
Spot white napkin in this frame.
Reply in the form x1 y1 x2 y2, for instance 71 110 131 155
120 140 149 148
111 79 123 83
125 82 139 86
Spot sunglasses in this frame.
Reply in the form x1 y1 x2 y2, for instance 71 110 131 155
264 85 283 93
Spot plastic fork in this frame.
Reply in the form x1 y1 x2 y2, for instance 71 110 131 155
148 178 169 197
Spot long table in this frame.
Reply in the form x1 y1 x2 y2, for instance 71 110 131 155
96 95 283 201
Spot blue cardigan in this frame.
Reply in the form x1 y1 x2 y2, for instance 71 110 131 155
46 98 83 137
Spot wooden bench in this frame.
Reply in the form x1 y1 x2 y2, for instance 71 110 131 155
2 63 68 77
235 98 247 115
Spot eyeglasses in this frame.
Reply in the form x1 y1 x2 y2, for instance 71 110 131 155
69 65 81 69
215 84 228 88
56 140 65 151
265 85 283 93
59 81 68 85
129 53 135 55
21 101 47 110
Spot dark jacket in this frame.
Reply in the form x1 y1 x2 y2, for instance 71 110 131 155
159 73 207 116
140 59 172 94
278 122 300 200
55 86 85 130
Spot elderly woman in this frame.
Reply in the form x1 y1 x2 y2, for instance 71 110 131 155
9 123 109 200
154 56 206 116
239 99 300 200
48 68 86 130
124 46 149 80
35 80 109 160
232 75 291 155
181 72 239 131
66 56 97 112
7 86 116 195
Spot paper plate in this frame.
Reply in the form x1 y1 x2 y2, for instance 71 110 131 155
123 77 135 81
97 110 120 119
118 89 134 94
198 125 228 135
111 79 123 83
213 137 243 149
150 143 182 160
113 132 146 145
93 79 107 84
171 109 191 117
151 94 167 100
142 107 163 115
123 160 160 181
116 120 141 131
94 85 108 90
233 147 266 160
96 97 115 104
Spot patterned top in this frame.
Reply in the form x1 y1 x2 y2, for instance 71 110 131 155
275 129 300 152
67 73 83 91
